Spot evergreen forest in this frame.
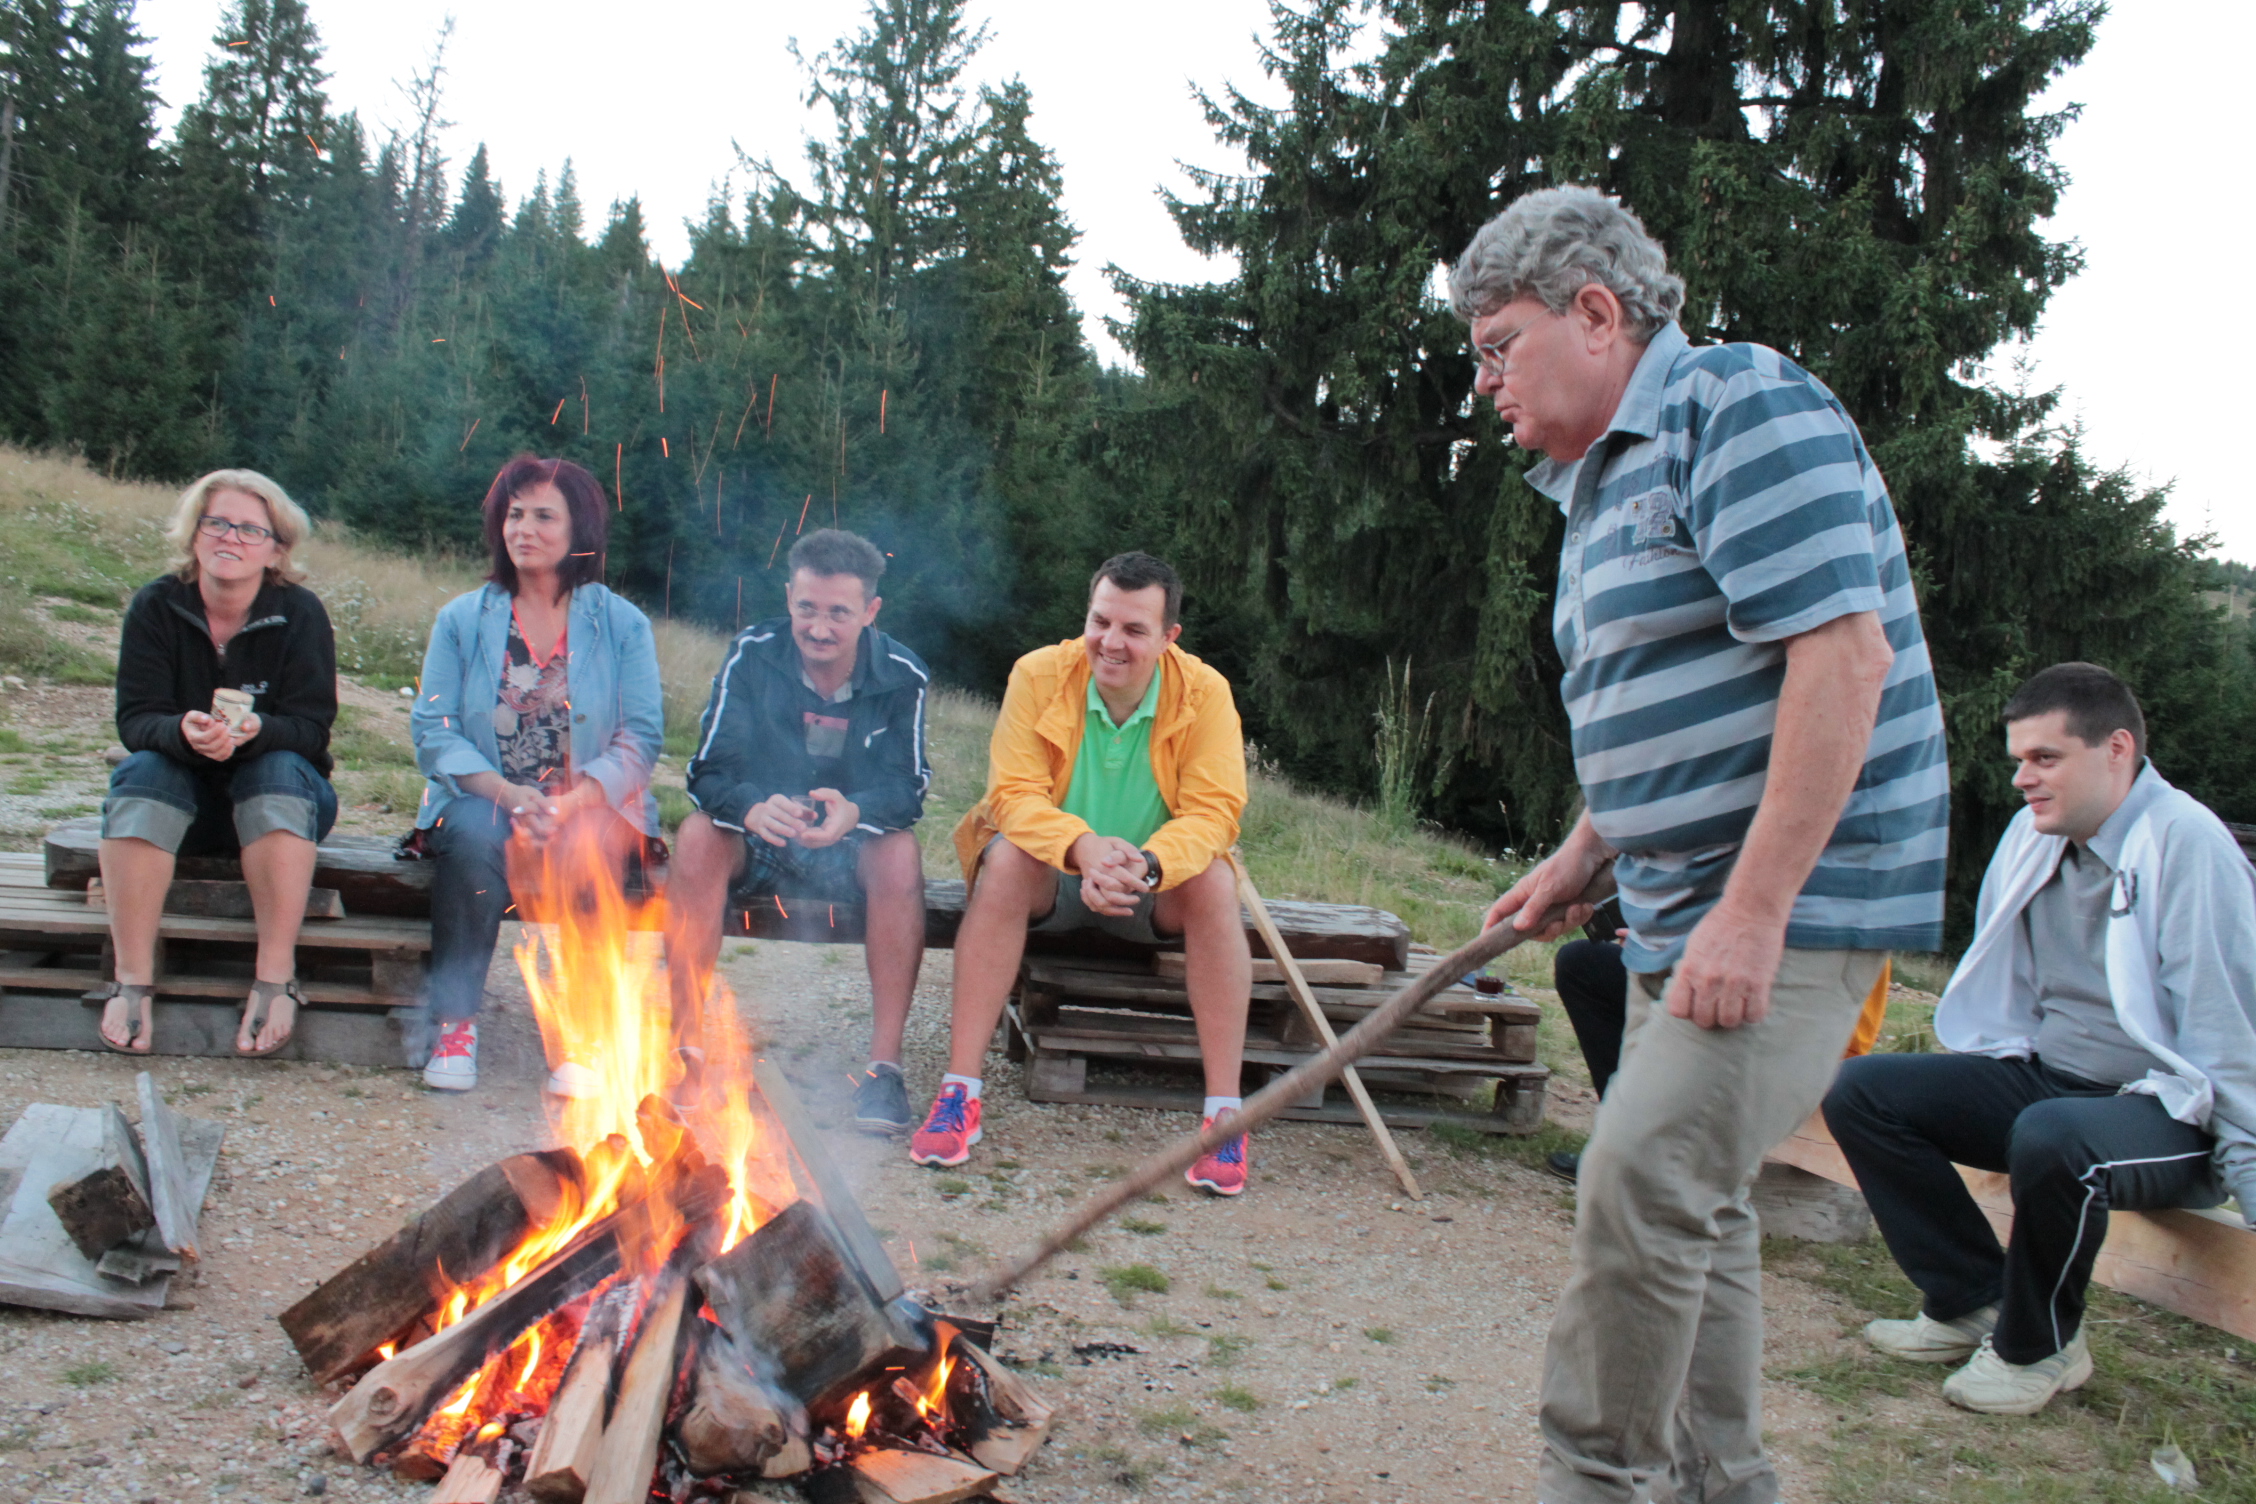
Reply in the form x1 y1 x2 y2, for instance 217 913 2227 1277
3 0 2250 942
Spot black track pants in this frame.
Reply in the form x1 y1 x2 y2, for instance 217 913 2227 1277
1823 1051 2216 1362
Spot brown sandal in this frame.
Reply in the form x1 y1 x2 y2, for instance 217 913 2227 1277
236 978 304 1057
100 982 155 1054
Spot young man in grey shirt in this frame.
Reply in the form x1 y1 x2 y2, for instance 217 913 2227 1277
1825 662 2256 1414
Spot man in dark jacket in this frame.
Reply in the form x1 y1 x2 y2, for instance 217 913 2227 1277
667 529 932 1130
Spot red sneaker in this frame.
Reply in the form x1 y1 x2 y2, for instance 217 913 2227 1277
1186 1113 1248 1196
908 1083 983 1167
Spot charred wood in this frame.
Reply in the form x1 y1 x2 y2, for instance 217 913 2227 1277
44 1103 153 1259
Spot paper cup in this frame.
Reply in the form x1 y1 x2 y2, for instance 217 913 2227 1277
212 687 255 733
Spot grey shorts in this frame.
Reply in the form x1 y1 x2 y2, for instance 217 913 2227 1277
999 838 1162 945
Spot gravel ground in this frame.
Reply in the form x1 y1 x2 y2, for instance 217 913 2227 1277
0 924 1884 1504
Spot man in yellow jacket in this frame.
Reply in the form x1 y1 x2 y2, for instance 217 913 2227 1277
910 552 1256 1194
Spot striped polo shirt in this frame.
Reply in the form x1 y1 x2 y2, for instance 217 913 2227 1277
1528 322 1949 972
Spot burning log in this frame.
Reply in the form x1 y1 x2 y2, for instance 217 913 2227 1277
694 1198 916 1410
843 1448 998 1504
950 1339 1053 1477
282 1149 585 1386
676 1326 810 1478
522 1284 633 1503
582 1238 707 1504
330 1208 634 1462
44 1103 153 1259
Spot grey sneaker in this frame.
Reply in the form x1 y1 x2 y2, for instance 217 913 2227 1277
853 1063 913 1134
1864 1303 1998 1363
1943 1329 2092 1415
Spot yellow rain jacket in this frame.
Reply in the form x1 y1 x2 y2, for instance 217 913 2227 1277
953 639 1245 892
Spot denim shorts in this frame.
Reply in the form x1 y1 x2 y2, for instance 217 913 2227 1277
101 749 338 857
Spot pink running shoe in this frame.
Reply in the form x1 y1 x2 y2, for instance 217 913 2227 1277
1186 1113 1248 1196
909 1083 983 1167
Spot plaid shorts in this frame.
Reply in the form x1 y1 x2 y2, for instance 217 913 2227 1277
732 830 869 904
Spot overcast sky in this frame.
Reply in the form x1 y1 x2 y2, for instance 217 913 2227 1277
128 0 2254 559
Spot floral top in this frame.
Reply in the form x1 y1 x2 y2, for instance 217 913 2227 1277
493 611 570 792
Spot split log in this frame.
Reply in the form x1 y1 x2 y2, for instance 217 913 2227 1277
1152 952 1382 987
134 1072 199 1261
45 818 434 918
695 1198 908 1409
523 1284 634 1504
429 1447 503 1504
951 1338 1053 1477
86 878 346 921
329 1210 631 1462
44 1103 153 1259
676 1326 811 1478
282 1149 585 1386
581 1265 693 1504
750 1060 903 1304
847 1448 998 1504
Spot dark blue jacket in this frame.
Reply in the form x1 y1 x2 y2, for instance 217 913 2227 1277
684 617 931 834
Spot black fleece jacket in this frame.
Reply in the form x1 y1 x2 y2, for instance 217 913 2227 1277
684 617 930 832
115 575 338 778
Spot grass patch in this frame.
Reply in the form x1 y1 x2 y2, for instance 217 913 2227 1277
1423 1374 1457 1393
329 704 416 769
0 728 27 753
1213 1383 1260 1412
1093 1444 1154 1490
1264 1274 1289 1291
1136 1402 1226 1447
1143 1314 1195 1339
1099 1263 1170 1304
1203 1284 1241 1301
1428 1117 1589 1175
934 1176 971 1197
1206 1332 1252 1368
1363 1326 1395 1344
1120 1216 1167 1236
61 1359 120 1385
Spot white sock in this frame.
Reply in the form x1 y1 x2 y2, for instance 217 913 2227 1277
1204 1095 1242 1120
943 1072 983 1101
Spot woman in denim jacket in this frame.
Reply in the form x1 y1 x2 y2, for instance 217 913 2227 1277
410 456 662 1091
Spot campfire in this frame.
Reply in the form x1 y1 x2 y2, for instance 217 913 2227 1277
277 817 1051 1504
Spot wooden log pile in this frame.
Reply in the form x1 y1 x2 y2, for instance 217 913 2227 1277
1006 941 1550 1133
0 1070 223 1317
289 1073 1052 1504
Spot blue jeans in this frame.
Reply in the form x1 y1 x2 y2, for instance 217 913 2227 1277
423 798 639 1022
102 749 337 856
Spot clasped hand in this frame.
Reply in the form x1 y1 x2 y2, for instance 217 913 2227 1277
747 788 860 849
181 709 260 763
1070 833 1149 917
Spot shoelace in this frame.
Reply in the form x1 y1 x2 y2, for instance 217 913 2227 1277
1210 1136 1245 1166
924 1088 968 1134
433 1026 475 1059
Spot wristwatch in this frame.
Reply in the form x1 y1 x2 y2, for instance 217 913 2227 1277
1139 850 1162 889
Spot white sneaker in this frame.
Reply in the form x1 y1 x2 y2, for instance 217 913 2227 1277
1863 1303 1999 1363
423 1020 479 1091
1942 1329 2093 1415
545 1060 600 1099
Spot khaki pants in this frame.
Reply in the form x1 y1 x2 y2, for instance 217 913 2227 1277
1537 947 1883 1504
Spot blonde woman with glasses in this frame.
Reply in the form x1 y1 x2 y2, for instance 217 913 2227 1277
98 469 338 1056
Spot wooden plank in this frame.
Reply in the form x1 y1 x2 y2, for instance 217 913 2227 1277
0 992 407 1065
135 1071 199 1261
430 1450 503 1504
0 1103 221 1318
720 877 1412 966
1770 1112 2256 1342
280 1149 586 1386
1021 960 1531 1022
45 1103 154 1259
87 877 346 920
847 1448 998 1504
0 894 431 951
1021 1007 1531 1075
44 817 434 918
751 1059 904 1304
1153 951 1383 987
1023 1063 1548 1133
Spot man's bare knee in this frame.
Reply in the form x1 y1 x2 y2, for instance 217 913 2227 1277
1157 858 1247 936
970 839 1056 916
859 829 926 900
670 813 745 898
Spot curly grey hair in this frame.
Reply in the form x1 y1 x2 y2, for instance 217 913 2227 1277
1448 186 1685 338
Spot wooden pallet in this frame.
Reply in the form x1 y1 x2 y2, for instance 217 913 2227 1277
0 853 426 1066
1005 953 1549 1134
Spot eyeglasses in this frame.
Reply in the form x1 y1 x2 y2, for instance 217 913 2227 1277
197 515 275 545
1472 309 1554 378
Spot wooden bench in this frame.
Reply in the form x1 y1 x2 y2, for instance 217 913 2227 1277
0 817 438 1066
1769 1112 2256 1342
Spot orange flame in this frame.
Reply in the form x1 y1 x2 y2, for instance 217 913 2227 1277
845 1390 872 1441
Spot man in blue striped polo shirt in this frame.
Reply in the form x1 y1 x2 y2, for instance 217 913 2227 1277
1457 186 1949 1504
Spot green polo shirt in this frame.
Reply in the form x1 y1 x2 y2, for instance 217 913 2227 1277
1059 671 1171 847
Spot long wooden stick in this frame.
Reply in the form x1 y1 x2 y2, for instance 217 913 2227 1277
1228 851 1422 1200
975 913 1551 1299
